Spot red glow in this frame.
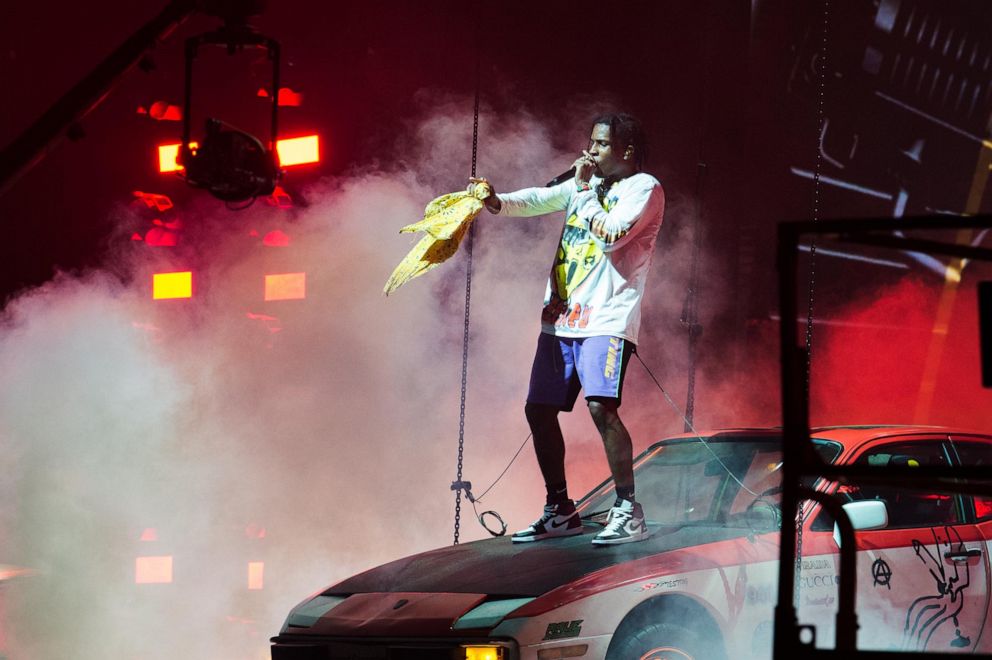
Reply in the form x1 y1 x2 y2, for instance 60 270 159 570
149 101 183 121
246 312 282 333
153 271 192 299
133 190 174 212
257 86 303 106
265 185 293 208
810 278 992 428
263 230 291 247
135 556 173 584
140 528 158 542
264 272 306 301
276 135 320 166
245 523 267 539
131 233 143 241
144 227 178 247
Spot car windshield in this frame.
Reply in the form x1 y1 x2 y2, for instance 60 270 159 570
575 436 841 528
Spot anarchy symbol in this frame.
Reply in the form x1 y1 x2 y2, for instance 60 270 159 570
872 557 892 589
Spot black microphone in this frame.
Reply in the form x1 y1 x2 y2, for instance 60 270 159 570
545 167 576 187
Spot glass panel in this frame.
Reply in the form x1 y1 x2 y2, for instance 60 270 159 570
948 439 992 522
852 441 958 528
577 438 785 527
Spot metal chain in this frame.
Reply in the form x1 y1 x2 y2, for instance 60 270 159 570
453 47 482 546
797 0 831 602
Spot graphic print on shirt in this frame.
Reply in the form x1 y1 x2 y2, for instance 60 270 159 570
552 193 618 298
552 211 603 300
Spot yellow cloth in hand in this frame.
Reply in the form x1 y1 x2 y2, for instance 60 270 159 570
384 181 491 295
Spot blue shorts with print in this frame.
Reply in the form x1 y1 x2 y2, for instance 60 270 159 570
527 333 635 412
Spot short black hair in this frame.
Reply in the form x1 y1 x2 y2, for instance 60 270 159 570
591 113 649 169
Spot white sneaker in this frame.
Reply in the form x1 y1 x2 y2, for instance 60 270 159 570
511 502 583 543
591 499 649 545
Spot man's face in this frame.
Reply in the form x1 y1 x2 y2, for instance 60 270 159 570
588 123 627 178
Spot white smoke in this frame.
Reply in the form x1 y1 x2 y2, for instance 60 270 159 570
0 97 721 658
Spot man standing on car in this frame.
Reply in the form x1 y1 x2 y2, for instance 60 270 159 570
469 113 665 545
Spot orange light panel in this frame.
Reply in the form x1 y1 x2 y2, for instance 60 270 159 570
153 271 192 299
248 561 264 590
158 142 198 172
276 135 319 166
135 556 173 584
264 272 306 301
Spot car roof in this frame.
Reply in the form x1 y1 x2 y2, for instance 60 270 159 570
652 425 992 453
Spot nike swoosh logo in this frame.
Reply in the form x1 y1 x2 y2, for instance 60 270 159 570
550 518 574 529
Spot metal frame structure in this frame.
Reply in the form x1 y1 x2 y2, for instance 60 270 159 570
773 214 992 658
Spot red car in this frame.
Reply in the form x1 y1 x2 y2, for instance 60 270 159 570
270 425 992 659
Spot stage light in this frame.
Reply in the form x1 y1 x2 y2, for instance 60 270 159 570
158 142 198 172
149 101 183 121
257 86 303 106
145 227 179 247
159 135 318 173
132 190 174 212
248 561 264 590
262 229 291 246
264 272 306 301
153 271 192 299
135 556 173 584
181 119 280 202
276 135 319 166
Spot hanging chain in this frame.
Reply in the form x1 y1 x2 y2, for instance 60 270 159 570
453 48 482 546
796 0 831 602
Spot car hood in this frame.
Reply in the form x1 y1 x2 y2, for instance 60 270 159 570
326 522 752 597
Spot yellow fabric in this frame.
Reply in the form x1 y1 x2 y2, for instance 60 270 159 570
384 182 491 295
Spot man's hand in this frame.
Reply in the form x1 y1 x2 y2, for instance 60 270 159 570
573 151 596 187
468 177 501 213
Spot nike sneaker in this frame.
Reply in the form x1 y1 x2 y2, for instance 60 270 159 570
591 499 649 545
511 502 582 543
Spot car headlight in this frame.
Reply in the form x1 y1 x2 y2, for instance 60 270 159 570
462 646 505 660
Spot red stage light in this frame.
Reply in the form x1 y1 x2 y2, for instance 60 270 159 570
264 272 306 301
257 86 304 106
135 556 173 584
158 136 317 172
248 562 264 590
262 230 291 246
265 185 293 208
148 101 183 121
153 271 192 299
276 135 319 167
133 190 174 212
145 227 179 247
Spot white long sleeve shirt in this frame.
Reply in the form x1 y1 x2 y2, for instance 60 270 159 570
495 172 665 344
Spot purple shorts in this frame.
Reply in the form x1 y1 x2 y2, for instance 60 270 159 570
527 333 635 412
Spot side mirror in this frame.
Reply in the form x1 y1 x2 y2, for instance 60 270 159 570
833 500 888 547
